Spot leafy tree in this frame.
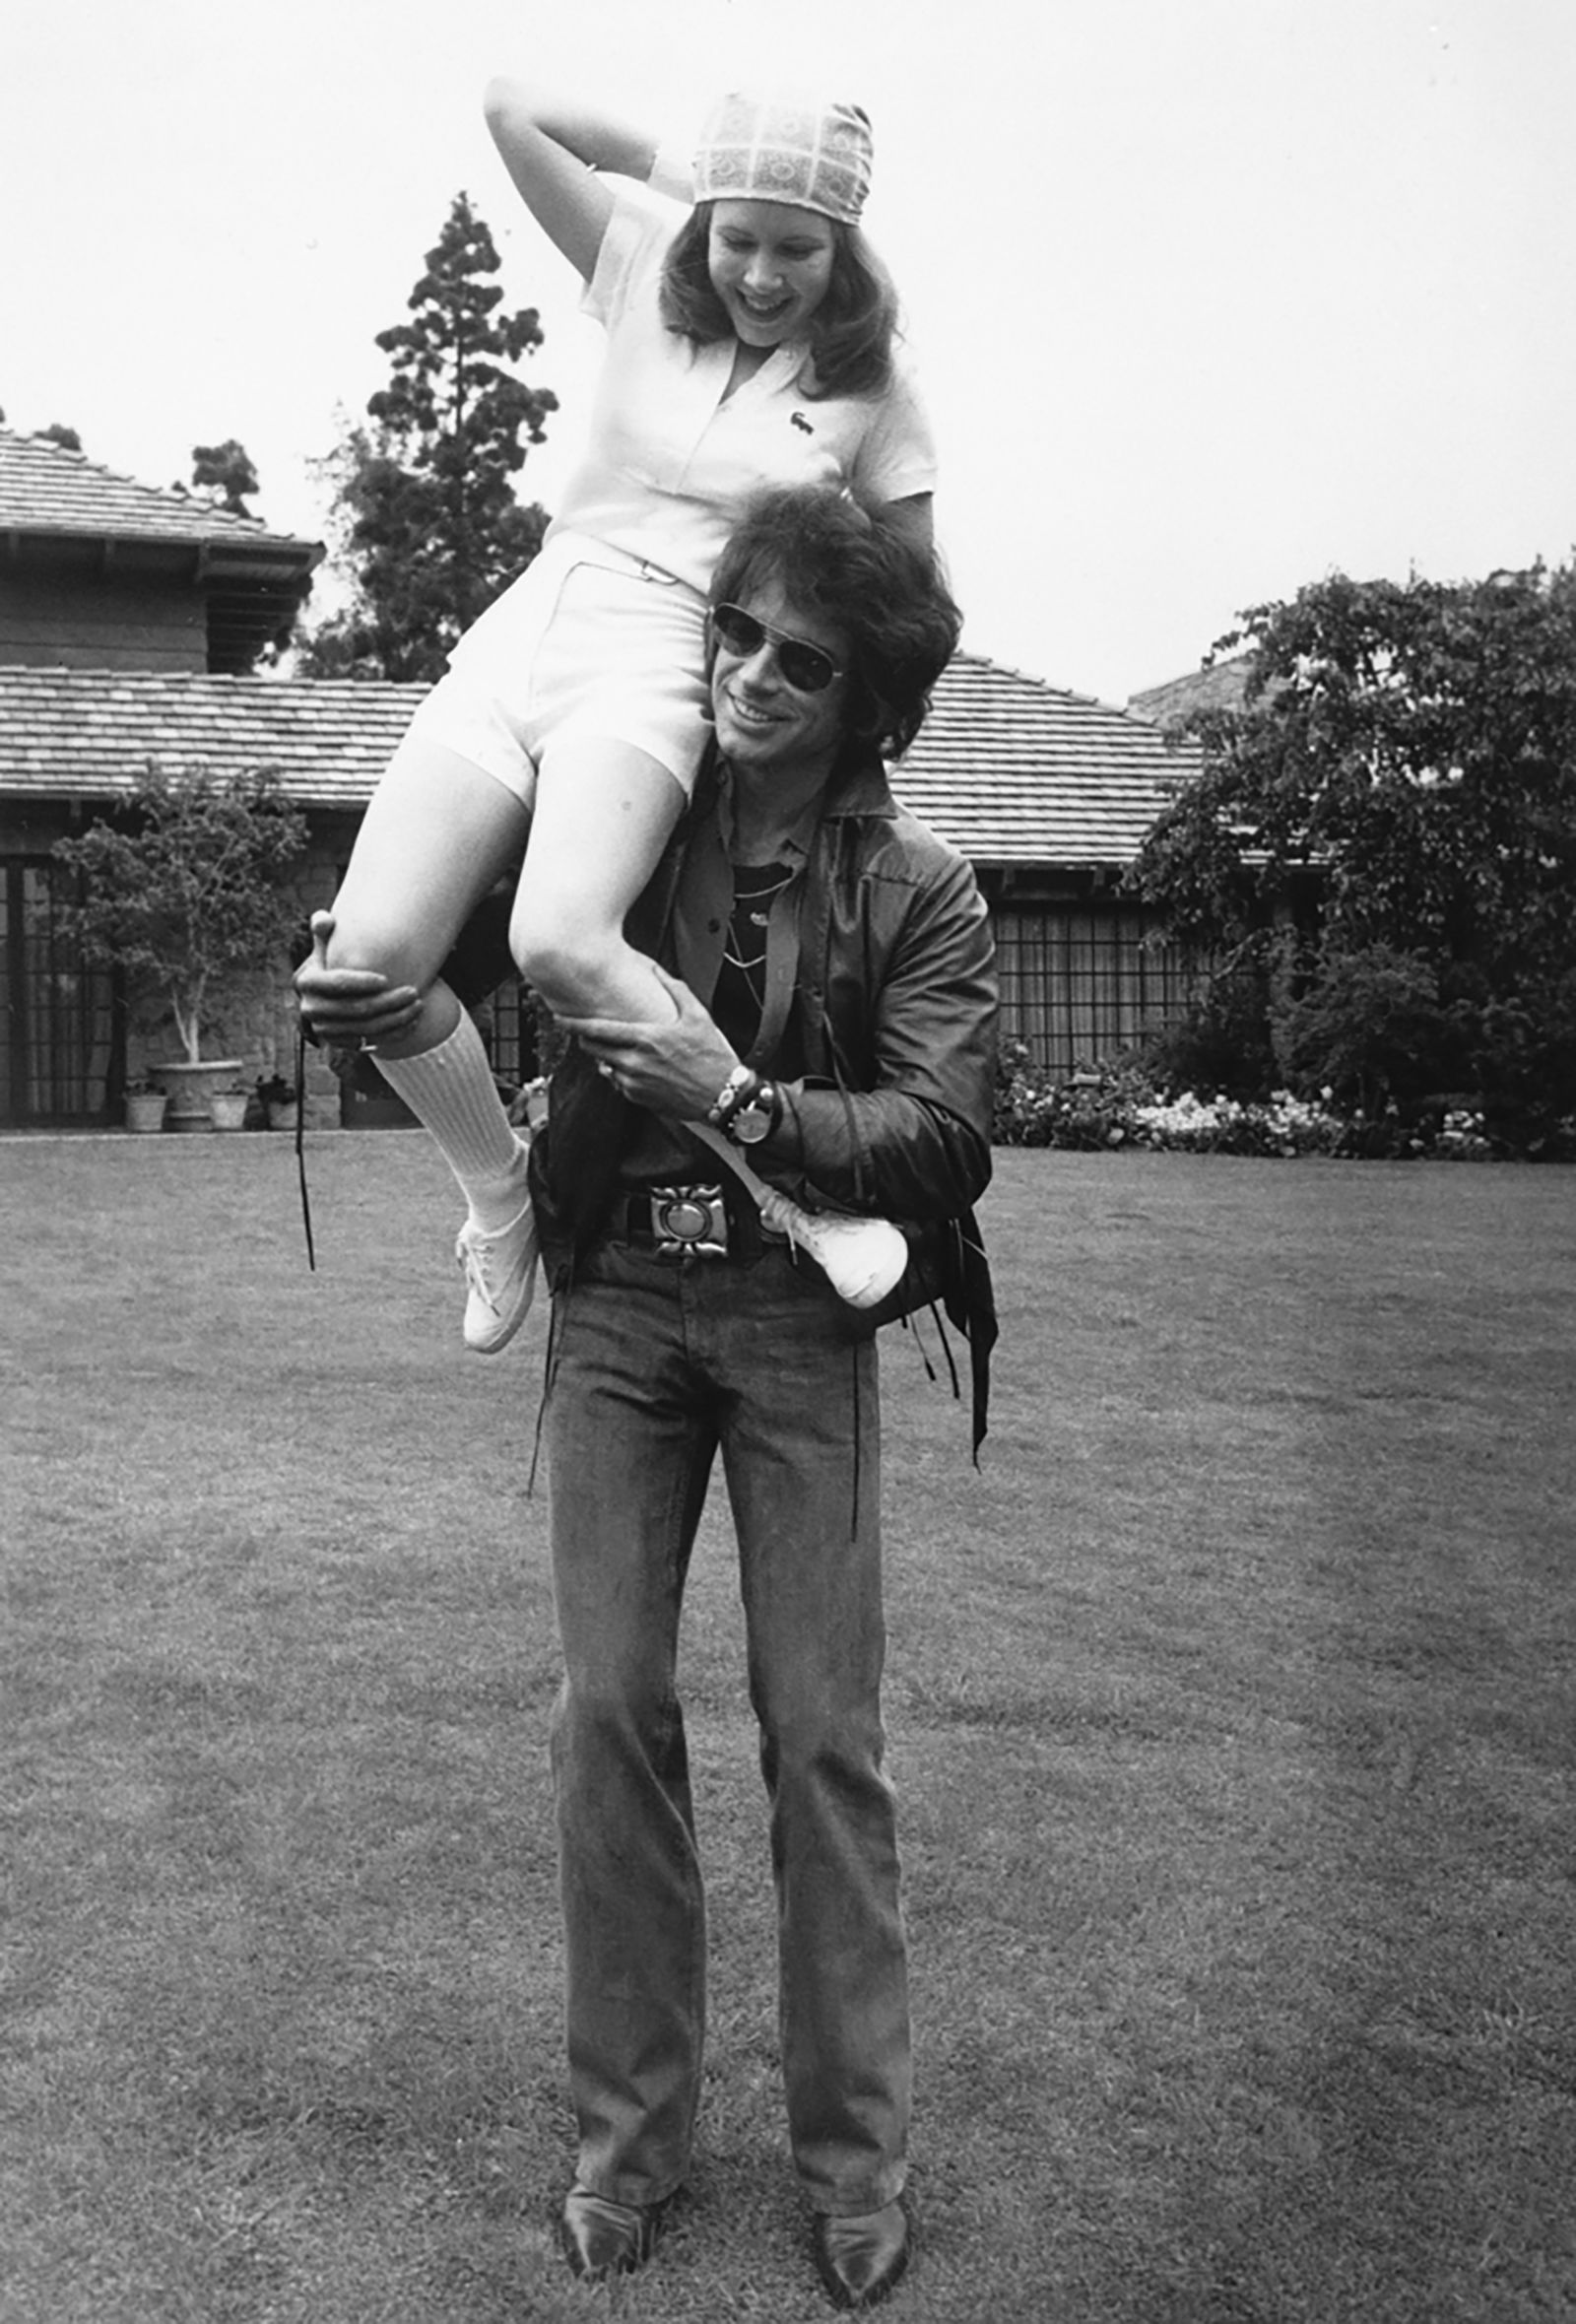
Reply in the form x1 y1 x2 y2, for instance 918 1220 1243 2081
300 192 557 681
52 765 307 1065
190 438 260 515
1129 564 1576 1146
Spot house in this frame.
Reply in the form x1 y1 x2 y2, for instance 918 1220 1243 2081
0 430 1200 1127
0 429 320 676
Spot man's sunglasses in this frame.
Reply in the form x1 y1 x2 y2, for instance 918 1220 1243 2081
710 603 845 696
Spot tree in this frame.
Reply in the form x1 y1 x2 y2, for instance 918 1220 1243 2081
190 438 260 515
34 422 83 452
299 192 557 681
1129 564 1576 1145
52 765 307 1065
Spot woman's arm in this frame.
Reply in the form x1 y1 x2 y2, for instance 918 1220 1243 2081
483 78 661 280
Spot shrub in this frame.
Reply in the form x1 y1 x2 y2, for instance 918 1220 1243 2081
1280 943 1464 1118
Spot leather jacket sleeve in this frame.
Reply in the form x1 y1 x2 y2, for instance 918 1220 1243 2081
771 834 998 1222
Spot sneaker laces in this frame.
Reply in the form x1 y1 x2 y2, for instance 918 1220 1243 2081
455 1203 533 1315
456 1219 508 1315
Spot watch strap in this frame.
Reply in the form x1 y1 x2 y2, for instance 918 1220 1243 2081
707 1064 759 1129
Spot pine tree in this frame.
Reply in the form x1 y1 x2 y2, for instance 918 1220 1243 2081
302 193 558 681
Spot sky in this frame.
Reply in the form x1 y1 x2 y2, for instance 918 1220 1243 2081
5 0 1575 706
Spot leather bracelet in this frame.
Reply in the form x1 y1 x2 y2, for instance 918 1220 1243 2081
707 1064 759 1129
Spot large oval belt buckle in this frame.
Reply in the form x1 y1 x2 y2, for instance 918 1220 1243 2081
656 1195 712 1241
650 1183 728 1257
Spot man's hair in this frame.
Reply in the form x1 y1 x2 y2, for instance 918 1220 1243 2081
708 487 962 763
659 209 899 401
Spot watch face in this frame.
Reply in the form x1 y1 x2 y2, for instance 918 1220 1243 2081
730 1103 771 1144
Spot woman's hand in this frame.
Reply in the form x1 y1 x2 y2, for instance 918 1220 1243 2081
561 964 739 1119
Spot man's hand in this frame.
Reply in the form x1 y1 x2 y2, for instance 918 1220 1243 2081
294 911 423 1048
561 964 739 1119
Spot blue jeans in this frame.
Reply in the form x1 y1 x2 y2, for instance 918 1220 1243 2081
544 1235 910 2216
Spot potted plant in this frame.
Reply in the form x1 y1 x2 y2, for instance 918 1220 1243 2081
123 1079 168 1135
52 762 307 1132
209 1085 252 1132
256 1072 299 1133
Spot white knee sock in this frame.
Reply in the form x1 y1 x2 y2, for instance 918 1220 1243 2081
371 1013 528 1231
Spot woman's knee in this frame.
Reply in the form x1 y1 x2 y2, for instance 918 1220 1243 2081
322 896 444 992
509 895 624 1012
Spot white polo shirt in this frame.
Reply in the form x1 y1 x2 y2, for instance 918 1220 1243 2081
545 183 938 594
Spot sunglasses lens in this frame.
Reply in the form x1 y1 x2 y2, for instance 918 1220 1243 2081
779 643 835 694
713 605 763 657
712 605 837 695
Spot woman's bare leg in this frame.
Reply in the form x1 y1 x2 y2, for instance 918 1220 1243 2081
326 733 534 1054
509 734 687 1023
325 735 539 1352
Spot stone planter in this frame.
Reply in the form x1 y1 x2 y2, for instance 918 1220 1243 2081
209 1090 251 1132
150 1059 245 1134
124 1090 168 1135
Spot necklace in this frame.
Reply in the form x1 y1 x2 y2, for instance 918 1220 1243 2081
722 864 794 976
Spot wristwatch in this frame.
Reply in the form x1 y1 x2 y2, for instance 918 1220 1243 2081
724 1078 781 1146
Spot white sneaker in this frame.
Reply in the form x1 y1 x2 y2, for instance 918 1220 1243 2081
455 1195 539 1354
756 1190 909 1309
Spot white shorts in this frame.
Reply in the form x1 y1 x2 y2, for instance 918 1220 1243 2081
402 532 712 810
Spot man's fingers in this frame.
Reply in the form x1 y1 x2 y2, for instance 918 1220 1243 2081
561 1015 637 1046
298 967 406 998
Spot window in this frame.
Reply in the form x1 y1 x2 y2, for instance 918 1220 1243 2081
993 902 1191 1075
1 857 119 1124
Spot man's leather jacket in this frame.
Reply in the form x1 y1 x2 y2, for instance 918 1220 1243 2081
529 745 1000 1440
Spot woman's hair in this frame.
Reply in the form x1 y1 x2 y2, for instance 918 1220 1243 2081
659 205 900 401
708 487 962 763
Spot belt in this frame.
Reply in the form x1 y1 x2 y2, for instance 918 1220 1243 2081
619 1182 732 1259
613 1182 789 1262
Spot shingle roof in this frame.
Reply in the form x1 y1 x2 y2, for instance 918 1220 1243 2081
898 654 1195 863
0 429 320 559
0 668 416 808
0 654 1196 862
1127 655 1254 729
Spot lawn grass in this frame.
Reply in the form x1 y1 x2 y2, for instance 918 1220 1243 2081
2 1134 1572 2323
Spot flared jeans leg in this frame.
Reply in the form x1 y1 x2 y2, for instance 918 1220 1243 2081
546 1257 714 2210
545 1244 909 2213
721 1295 910 2215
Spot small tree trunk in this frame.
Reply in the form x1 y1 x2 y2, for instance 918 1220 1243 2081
171 992 203 1064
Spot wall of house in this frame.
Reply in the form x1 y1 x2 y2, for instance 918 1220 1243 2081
0 564 206 673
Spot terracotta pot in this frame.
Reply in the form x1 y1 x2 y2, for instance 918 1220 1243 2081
209 1091 251 1132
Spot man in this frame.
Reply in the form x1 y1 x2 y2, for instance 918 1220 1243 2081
299 484 997 2311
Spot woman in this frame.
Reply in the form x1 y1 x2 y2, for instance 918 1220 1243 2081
310 81 938 1353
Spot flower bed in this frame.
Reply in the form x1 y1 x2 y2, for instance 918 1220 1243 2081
992 1041 1506 1160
